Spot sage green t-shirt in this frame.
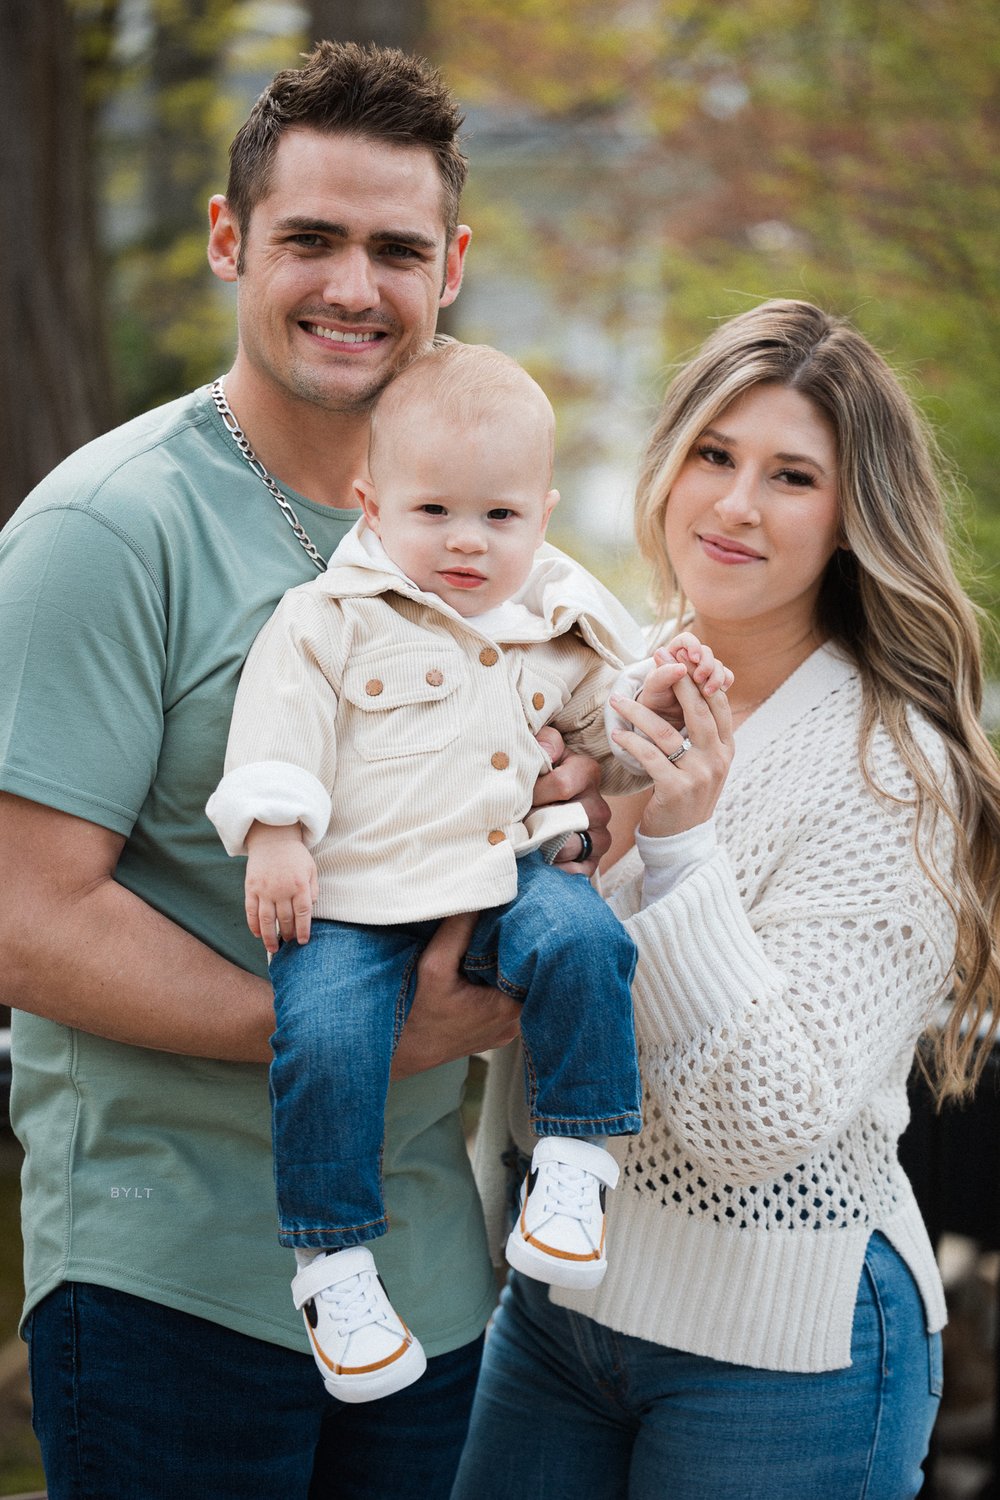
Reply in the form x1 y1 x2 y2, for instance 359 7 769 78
0 387 496 1355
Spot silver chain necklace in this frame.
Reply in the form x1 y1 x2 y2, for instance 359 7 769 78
210 378 327 571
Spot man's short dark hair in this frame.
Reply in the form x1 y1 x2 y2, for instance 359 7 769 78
226 40 468 257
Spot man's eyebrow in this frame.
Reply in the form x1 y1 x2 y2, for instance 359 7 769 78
274 215 438 250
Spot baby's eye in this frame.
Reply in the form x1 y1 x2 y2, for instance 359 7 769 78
487 508 515 520
420 504 448 516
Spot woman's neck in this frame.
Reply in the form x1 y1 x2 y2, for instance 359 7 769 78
687 613 826 723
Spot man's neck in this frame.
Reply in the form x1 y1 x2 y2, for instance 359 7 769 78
220 367 370 510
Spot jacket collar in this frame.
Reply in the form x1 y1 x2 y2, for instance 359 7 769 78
316 520 646 667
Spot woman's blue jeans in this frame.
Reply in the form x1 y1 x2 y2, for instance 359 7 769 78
268 851 640 1249
450 1234 942 1500
26 1281 483 1500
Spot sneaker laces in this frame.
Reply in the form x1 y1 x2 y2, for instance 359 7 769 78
538 1162 597 1221
317 1269 385 1334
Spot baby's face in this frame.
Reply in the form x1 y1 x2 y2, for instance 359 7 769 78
359 406 558 617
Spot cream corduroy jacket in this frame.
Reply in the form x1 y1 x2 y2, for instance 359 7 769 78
207 525 647 925
475 645 955 1372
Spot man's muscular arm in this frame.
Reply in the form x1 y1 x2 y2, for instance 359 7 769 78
0 792 521 1073
0 793 276 1061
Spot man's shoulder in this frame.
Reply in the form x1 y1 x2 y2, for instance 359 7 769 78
10 388 224 535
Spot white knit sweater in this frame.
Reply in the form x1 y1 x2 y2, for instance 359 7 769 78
477 643 954 1371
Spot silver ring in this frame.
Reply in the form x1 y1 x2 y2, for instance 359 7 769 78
666 735 692 764
577 829 594 862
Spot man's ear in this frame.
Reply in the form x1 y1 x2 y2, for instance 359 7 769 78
207 195 240 283
439 225 472 309
355 477 381 534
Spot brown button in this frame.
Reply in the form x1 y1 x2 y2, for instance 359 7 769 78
532 691 545 710
479 647 499 667
487 829 506 845
425 668 444 687
491 752 510 771
365 678 383 696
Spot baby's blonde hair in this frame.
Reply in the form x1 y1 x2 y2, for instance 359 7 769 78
369 340 555 480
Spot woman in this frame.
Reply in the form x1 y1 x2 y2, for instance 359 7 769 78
453 300 1000 1499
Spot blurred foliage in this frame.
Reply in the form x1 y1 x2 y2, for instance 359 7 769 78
58 0 999 648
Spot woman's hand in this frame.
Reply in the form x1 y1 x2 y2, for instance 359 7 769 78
610 671 734 839
392 911 521 1078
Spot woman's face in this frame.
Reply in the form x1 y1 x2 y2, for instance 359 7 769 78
663 383 842 639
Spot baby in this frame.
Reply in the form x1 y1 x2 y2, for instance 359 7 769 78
207 342 726 1404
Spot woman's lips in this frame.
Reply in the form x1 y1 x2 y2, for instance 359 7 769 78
697 533 765 564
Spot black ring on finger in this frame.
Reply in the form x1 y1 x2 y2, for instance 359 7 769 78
577 829 594 862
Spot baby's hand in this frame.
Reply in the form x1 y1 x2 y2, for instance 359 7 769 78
639 631 734 729
244 822 319 953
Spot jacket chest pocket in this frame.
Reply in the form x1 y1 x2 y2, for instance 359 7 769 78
515 661 571 736
341 645 466 760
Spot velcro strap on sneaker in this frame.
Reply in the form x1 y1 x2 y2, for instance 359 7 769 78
532 1136 620 1189
290 1245 376 1309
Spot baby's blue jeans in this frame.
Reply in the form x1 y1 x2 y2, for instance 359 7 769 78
268 851 640 1250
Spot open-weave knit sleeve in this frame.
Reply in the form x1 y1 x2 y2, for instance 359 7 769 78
610 692 958 1184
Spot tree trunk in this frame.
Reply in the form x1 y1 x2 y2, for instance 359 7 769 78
0 0 116 525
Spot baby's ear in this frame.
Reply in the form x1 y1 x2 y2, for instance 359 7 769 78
539 488 560 536
355 477 380 533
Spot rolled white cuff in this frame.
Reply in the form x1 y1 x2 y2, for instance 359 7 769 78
206 761 332 855
636 819 717 907
604 657 655 774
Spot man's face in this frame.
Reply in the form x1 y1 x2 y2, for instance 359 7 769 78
210 129 470 415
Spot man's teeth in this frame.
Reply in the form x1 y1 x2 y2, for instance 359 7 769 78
306 325 380 344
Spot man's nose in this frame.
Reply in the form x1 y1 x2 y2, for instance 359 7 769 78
322 247 379 312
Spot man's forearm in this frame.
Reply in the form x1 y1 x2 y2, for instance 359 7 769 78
5 872 274 1060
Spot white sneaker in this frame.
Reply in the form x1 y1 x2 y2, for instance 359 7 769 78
291 1246 426 1403
505 1137 620 1290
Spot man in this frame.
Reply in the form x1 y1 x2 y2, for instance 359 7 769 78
0 42 611 1500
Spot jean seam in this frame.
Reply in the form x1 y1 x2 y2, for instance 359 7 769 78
857 1249 888 1500
67 1283 85 1498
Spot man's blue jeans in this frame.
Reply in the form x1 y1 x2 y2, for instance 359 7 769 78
268 851 640 1249
26 1281 483 1500
450 1234 942 1500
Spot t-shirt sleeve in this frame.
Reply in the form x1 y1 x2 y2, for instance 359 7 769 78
0 507 167 835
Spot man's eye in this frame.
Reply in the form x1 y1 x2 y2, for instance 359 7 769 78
381 243 421 260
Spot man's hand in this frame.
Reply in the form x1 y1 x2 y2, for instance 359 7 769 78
532 729 611 875
392 912 520 1078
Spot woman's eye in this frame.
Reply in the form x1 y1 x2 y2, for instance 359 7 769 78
778 469 815 488
696 444 730 466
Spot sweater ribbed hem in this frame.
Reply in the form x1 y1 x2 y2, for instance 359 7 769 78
550 1189 944 1372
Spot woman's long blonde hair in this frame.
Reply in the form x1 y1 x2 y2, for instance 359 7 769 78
634 299 1000 1101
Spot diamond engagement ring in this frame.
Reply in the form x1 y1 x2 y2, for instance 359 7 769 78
666 736 692 763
